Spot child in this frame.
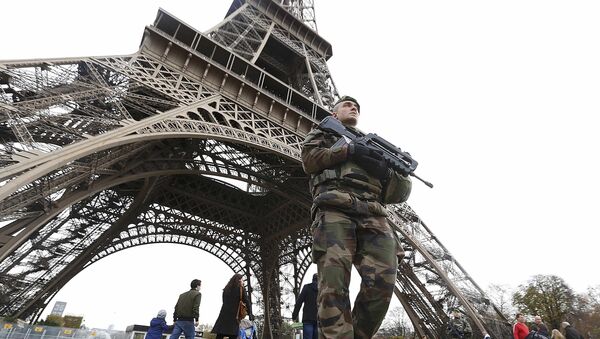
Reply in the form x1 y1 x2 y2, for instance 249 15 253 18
146 310 169 339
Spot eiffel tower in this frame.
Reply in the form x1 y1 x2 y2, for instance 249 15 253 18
0 1 512 337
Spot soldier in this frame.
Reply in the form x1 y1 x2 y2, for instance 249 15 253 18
446 309 473 338
301 96 412 338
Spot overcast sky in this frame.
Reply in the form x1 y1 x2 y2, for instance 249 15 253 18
2 0 599 331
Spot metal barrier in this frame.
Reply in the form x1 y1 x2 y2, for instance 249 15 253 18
0 322 130 339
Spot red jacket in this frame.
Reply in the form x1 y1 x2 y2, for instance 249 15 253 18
513 322 530 339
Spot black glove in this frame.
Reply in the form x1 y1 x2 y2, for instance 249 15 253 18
348 141 388 180
347 141 371 158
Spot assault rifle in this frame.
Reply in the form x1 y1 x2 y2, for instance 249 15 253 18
318 116 433 188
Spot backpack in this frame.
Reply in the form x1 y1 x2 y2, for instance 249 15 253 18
526 331 549 339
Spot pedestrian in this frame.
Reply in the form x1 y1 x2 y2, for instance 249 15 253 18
551 329 565 339
212 273 252 339
145 310 169 339
560 322 585 339
301 95 412 338
169 279 202 339
513 313 530 339
446 309 472 338
532 315 549 337
291 273 319 339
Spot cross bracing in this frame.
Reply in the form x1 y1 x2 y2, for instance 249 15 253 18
0 1 512 338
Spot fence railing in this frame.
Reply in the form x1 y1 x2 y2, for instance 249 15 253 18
0 321 129 339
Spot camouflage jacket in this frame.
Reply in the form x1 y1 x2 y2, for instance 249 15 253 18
301 124 411 217
446 317 473 338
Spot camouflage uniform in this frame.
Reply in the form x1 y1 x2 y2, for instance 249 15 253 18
446 315 473 338
301 122 412 339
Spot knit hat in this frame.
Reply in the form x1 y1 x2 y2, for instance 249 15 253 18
157 309 167 318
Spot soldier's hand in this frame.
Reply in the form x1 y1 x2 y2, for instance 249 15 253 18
354 152 388 179
347 142 388 179
347 141 371 158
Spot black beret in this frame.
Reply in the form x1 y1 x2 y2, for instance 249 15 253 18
333 95 360 112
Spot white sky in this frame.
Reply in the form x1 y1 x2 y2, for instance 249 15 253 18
2 0 600 331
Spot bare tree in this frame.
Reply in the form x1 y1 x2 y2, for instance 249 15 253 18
378 306 413 337
486 283 515 320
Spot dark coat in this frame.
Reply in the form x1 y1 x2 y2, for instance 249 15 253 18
173 289 202 322
535 323 549 336
212 285 251 336
145 317 168 339
565 326 584 339
291 282 318 323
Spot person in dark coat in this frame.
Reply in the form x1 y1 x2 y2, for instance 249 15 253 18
561 322 585 339
145 309 169 339
291 273 318 339
170 279 202 339
212 273 252 339
532 316 550 337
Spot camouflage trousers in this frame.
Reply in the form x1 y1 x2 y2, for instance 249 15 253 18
311 209 399 339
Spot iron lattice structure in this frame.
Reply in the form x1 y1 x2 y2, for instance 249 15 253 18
0 0 512 337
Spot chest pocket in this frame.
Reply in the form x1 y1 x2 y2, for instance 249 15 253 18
338 160 382 197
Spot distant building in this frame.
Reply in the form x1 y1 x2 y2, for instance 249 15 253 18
50 301 67 316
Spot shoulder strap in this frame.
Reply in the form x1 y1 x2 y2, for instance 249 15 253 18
239 284 243 302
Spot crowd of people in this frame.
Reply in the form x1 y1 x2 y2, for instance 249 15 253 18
513 313 585 339
444 310 587 339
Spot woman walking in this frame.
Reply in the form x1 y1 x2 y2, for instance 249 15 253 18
212 274 251 339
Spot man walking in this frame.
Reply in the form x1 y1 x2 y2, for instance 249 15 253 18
170 279 202 339
292 273 319 339
301 96 412 338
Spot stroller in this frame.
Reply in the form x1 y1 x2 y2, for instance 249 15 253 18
238 319 257 339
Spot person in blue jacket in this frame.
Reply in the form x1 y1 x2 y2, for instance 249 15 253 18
146 310 169 339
